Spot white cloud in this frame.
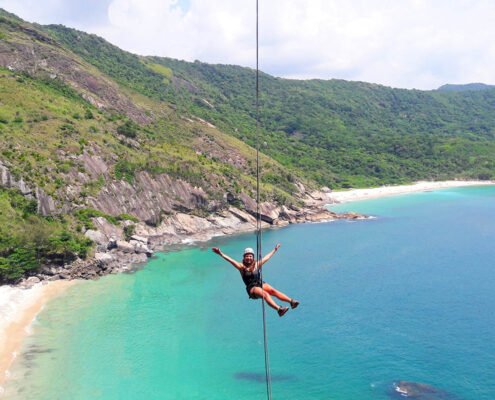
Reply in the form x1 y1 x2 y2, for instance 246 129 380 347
2 0 495 89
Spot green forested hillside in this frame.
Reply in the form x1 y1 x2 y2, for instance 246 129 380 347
143 59 495 187
44 24 495 187
438 83 495 92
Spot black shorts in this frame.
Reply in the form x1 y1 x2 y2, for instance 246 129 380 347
246 281 264 299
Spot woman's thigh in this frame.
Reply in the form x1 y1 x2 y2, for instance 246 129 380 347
250 286 264 298
261 283 275 293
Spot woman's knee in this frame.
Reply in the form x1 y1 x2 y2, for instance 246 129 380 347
255 289 270 300
263 284 274 294
263 291 272 300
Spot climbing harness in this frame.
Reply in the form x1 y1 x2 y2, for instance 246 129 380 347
254 1 273 399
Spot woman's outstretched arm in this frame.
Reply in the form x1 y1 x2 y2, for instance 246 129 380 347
212 247 243 270
259 243 281 267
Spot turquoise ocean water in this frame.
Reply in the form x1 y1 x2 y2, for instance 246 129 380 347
4 186 495 399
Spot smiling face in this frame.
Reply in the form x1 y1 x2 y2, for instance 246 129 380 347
243 252 254 267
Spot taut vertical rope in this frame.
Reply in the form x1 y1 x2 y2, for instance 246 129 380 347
255 1 273 399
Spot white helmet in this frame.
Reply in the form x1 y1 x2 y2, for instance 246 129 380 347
244 247 255 256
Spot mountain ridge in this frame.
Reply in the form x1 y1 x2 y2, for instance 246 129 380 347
437 83 495 92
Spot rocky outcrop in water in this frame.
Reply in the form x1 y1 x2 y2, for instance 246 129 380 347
390 381 457 400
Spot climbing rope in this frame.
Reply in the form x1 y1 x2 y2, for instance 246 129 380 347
254 1 273 399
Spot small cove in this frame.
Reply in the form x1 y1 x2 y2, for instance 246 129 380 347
3 186 495 399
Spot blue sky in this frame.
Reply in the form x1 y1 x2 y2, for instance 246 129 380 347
1 0 495 90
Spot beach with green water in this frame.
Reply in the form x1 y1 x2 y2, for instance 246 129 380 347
3 185 495 399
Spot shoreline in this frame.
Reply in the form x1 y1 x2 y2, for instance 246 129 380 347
0 280 76 389
0 204 362 392
327 180 495 204
1 179 493 391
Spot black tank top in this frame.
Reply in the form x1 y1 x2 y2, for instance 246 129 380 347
240 265 261 288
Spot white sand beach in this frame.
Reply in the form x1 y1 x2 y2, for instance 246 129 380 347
327 180 495 204
0 280 75 388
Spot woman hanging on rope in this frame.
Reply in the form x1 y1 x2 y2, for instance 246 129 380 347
212 244 299 317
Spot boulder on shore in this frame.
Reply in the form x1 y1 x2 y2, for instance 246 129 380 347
116 240 135 254
94 252 114 264
20 276 41 288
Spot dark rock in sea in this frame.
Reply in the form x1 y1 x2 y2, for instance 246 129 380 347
389 381 459 399
234 371 295 383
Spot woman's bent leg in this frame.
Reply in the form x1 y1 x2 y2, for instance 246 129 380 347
262 283 291 303
250 287 280 310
